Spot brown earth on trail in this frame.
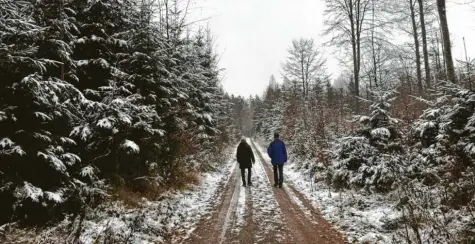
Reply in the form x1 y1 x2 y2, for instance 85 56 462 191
181 141 346 244
254 141 346 244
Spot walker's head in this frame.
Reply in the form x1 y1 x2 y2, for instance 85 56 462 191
274 132 279 139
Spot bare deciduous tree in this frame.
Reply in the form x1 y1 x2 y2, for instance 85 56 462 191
418 0 431 88
437 0 456 83
410 0 424 95
281 38 326 129
323 0 371 112
281 38 327 98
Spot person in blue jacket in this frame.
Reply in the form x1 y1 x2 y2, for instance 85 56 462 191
267 132 287 188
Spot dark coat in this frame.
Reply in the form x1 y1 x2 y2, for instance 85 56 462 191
236 141 255 169
267 139 287 165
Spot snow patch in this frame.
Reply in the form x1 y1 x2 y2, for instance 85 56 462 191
15 182 43 202
371 128 390 139
34 112 52 121
118 113 132 125
70 126 91 141
202 113 213 123
96 118 113 129
0 138 14 149
120 139 140 154
80 166 95 179
234 186 246 230
0 111 7 121
60 137 77 146
45 191 64 203
62 153 81 165
38 151 67 172
75 147 238 243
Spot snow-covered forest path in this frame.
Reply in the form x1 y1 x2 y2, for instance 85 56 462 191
178 140 346 244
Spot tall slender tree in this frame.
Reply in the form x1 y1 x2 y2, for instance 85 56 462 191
437 0 456 83
281 38 326 98
324 0 371 112
418 0 431 88
281 38 326 129
410 0 424 95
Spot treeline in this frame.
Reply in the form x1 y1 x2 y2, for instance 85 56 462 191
323 0 474 109
0 0 241 226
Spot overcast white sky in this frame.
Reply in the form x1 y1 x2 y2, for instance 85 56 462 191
191 0 475 97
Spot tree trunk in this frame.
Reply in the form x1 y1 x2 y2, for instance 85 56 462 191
355 0 368 112
301 54 306 97
418 0 431 88
371 0 378 88
410 0 423 96
434 31 443 80
165 0 169 39
349 3 359 112
437 0 456 83
300 51 309 129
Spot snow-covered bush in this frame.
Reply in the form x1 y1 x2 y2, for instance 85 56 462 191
399 82 475 243
329 90 402 192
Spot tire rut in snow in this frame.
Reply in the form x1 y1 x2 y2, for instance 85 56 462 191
251 140 346 244
185 143 287 244
183 162 240 244
247 156 287 243
228 147 287 243
227 186 253 244
221 168 244 244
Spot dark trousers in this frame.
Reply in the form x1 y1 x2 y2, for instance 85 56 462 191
241 168 251 185
273 164 283 185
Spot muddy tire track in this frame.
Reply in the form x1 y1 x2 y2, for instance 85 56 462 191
185 143 286 244
228 187 254 244
184 141 346 244
183 163 240 244
251 140 346 244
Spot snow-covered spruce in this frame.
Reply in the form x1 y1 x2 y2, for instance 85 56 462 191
0 0 237 227
401 82 475 243
25 148 237 244
329 90 402 193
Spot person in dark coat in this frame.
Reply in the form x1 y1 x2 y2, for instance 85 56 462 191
267 132 287 188
236 138 255 187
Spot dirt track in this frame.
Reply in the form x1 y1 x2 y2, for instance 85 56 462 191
181 140 346 244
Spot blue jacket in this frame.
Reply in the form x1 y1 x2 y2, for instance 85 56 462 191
267 139 287 165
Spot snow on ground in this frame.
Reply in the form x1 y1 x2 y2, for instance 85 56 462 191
26 146 239 244
232 185 247 232
228 141 284 242
251 155 285 242
283 185 316 224
284 170 398 244
79 167 236 243
253 140 400 243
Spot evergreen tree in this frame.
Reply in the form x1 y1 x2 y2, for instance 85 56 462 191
0 0 235 225
0 0 87 225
